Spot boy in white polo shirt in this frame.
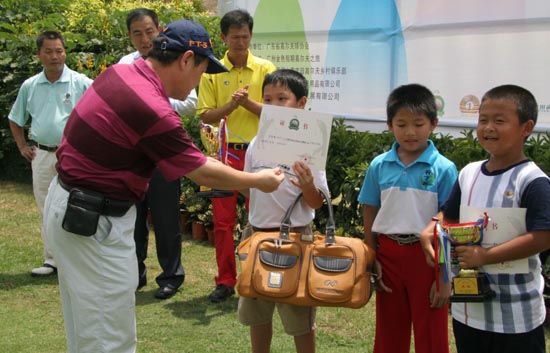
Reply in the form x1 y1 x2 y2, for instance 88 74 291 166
238 69 329 353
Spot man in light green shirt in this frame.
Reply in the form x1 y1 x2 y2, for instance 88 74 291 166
8 30 92 276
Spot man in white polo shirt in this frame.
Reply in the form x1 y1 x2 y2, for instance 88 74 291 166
8 30 93 276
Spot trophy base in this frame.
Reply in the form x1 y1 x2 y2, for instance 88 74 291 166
195 189 234 198
450 274 496 302
450 291 496 302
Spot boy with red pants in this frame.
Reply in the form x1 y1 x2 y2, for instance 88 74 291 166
358 84 457 353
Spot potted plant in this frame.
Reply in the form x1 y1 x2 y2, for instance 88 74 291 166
180 178 211 240
199 203 215 245
185 193 209 241
179 178 197 236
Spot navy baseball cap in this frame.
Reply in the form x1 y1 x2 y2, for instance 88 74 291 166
154 19 228 74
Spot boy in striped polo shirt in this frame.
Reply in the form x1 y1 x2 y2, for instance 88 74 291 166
421 84 550 353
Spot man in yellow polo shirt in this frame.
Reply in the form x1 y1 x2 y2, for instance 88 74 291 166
197 9 276 303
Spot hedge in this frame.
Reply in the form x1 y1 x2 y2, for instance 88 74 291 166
2 1 549 237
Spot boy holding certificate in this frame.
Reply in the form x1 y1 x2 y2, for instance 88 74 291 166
420 85 550 353
238 69 330 353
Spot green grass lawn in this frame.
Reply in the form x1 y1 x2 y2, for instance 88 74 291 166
0 181 548 352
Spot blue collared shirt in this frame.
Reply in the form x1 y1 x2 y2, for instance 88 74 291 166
358 140 458 234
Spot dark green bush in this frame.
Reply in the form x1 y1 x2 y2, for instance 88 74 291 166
524 131 550 174
2 2 549 237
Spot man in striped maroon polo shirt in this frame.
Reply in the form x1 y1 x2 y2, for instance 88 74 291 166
43 19 284 353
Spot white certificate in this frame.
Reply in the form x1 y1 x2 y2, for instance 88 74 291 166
460 206 529 274
253 105 333 170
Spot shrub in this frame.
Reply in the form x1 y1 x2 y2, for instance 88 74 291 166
2 2 549 240
524 131 550 174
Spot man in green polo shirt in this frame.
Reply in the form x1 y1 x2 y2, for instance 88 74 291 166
8 30 93 277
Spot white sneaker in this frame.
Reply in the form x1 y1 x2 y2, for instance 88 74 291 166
31 264 57 277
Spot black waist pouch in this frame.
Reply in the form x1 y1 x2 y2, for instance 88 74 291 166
62 188 104 237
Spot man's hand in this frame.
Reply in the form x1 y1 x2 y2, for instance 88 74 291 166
9 122 35 163
232 85 249 106
254 167 284 193
19 145 36 163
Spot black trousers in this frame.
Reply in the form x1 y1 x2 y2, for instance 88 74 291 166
453 318 546 353
134 168 185 289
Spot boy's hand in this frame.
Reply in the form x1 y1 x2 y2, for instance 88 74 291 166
290 161 324 209
289 161 314 190
429 280 450 309
373 259 392 293
419 224 436 267
455 244 486 268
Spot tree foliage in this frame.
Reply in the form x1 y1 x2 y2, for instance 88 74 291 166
0 0 223 179
1 2 549 237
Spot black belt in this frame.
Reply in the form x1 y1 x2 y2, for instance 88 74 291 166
58 178 133 217
31 141 57 152
381 233 419 245
253 226 302 233
227 143 249 150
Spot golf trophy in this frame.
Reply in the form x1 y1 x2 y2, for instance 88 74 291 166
433 213 495 302
196 120 233 198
